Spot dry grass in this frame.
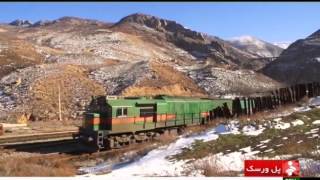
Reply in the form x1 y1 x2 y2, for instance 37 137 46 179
185 158 239 176
0 35 43 78
0 155 76 176
122 84 205 97
37 46 65 56
122 62 207 97
237 104 295 125
29 64 105 120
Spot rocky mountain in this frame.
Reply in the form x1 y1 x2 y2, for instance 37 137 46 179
262 29 320 84
229 35 284 58
0 14 280 122
112 13 265 69
9 19 33 27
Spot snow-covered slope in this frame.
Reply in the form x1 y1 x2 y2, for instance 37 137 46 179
229 35 284 58
272 41 292 49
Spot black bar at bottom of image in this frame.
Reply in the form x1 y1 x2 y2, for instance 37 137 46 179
284 177 320 180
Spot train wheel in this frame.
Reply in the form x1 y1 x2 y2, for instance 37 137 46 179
177 127 185 135
129 134 136 144
107 137 115 149
153 132 161 140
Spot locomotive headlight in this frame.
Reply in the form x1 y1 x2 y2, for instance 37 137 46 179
88 136 94 142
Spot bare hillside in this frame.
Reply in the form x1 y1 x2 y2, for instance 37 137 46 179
0 15 280 122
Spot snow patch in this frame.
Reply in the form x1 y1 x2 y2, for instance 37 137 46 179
240 146 252 153
220 121 240 135
291 119 304 126
259 145 267 149
312 120 320 125
294 106 311 112
274 122 291 130
309 96 320 107
220 94 239 99
273 117 282 122
272 42 292 49
264 149 274 153
242 125 265 136
260 139 271 144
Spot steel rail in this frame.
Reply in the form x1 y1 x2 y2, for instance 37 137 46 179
0 131 78 146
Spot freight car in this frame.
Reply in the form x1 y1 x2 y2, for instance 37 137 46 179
79 95 234 149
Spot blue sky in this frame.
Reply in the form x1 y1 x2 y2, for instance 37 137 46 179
1 2 320 43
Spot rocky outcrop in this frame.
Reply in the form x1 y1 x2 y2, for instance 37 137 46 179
173 62 279 96
262 29 320 84
0 64 105 121
113 13 260 70
115 13 205 41
89 61 154 95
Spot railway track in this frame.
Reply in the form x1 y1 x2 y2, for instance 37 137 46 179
0 131 78 146
0 131 98 154
3 139 81 154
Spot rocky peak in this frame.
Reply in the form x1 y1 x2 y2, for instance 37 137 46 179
307 29 320 39
50 16 103 26
261 28 320 84
31 20 53 27
57 16 84 22
54 16 86 24
9 19 33 27
116 13 205 41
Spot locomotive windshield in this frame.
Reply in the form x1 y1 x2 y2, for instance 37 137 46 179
116 107 128 117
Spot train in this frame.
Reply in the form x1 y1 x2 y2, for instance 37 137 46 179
78 82 320 150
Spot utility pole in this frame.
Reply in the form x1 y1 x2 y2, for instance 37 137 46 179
58 84 62 121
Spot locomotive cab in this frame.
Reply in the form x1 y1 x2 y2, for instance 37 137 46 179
79 96 111 149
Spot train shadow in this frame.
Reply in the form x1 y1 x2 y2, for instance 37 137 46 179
3 140 98 155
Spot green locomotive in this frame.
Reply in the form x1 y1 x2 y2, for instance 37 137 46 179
79 95 236 149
